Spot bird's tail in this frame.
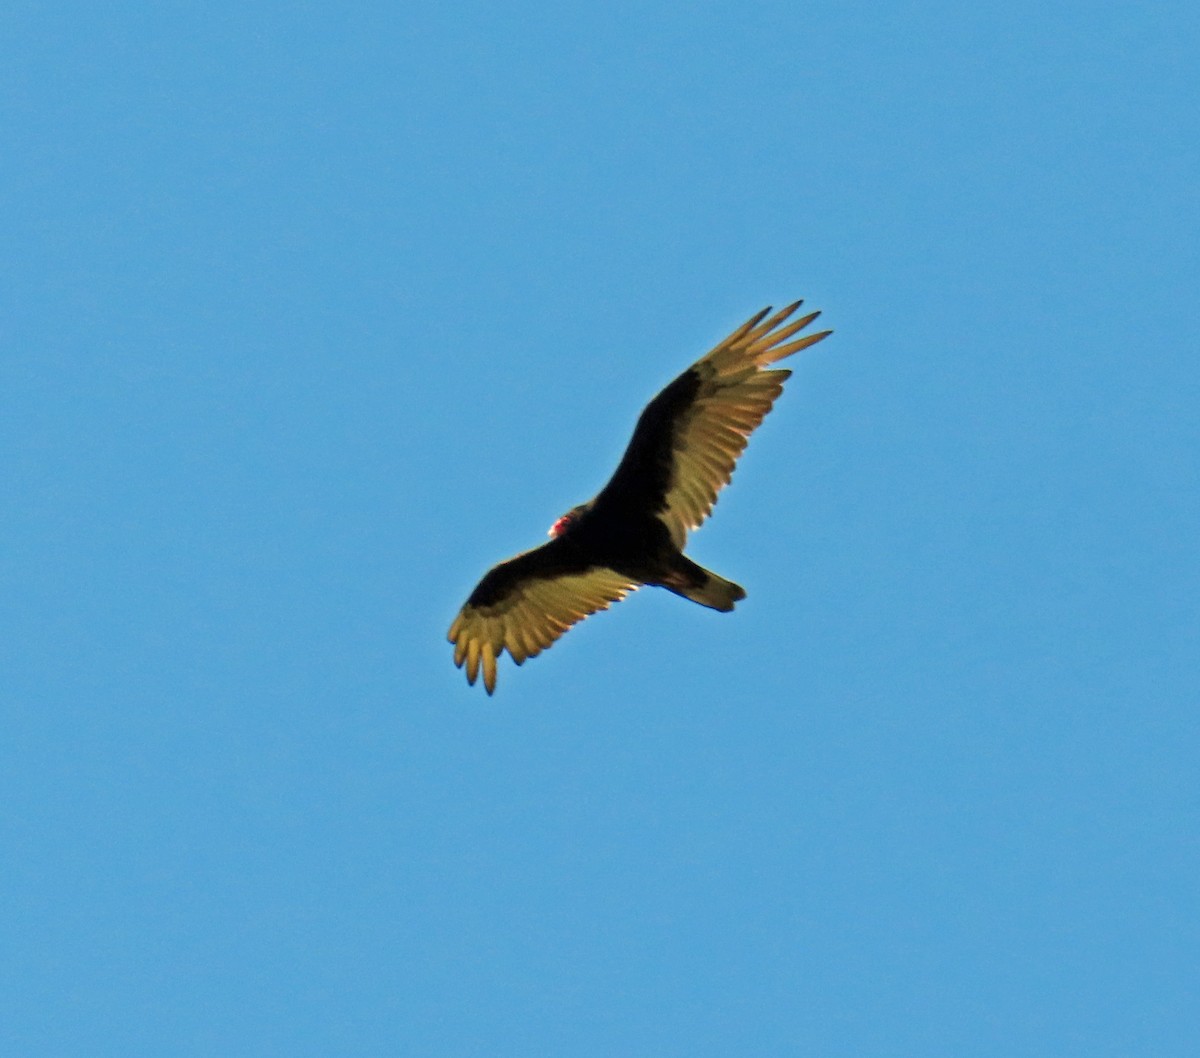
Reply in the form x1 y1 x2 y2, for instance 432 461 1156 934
661 555 746 612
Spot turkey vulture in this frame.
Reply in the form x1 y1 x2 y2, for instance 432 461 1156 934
448 300 831 694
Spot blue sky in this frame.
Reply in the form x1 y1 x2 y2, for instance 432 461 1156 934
3 2 1197 1054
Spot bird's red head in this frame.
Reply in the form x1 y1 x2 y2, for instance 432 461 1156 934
548 512 575 538
548 504 588 538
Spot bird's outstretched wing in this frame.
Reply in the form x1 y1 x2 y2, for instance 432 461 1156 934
447 539 639 694
596 302 831 548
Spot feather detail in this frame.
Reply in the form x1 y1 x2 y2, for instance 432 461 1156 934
448 560 638 694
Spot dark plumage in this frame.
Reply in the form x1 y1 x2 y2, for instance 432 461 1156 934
448 300 832 693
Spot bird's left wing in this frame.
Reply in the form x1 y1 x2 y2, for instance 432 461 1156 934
448 542 639 694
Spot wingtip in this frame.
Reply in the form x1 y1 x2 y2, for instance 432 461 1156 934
744 301 809 345
728 305 772 344
482 643 497 695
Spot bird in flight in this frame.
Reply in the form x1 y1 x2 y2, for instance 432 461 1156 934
448 300 831 694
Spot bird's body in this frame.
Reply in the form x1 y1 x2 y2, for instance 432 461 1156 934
449 300 831 694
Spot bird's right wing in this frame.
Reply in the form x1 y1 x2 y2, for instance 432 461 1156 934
448 542 639 694
597 301 831 548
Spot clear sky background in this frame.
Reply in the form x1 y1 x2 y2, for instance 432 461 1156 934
3 2 1197 1055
